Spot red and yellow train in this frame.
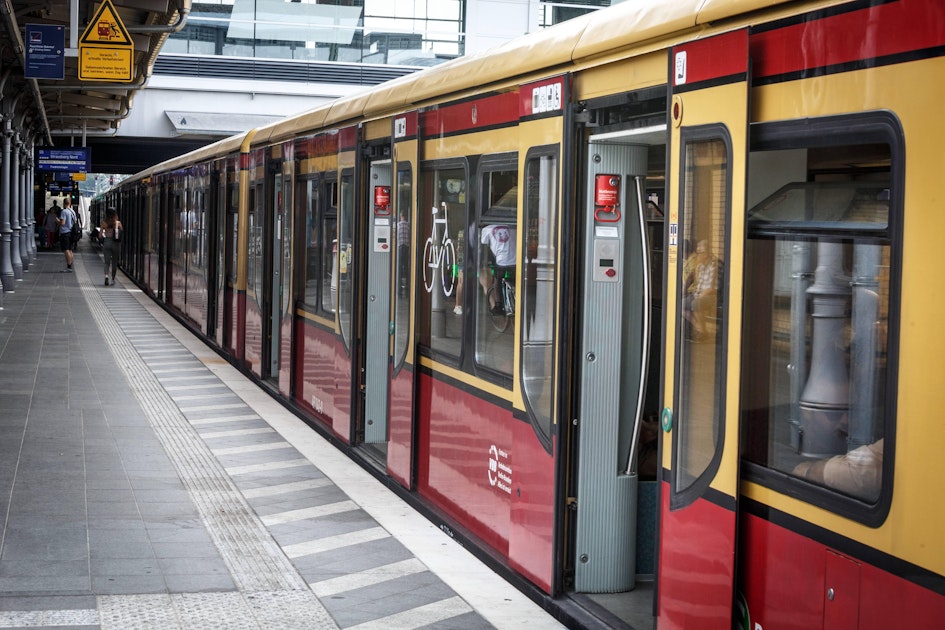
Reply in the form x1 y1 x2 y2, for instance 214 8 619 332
94 0 945 626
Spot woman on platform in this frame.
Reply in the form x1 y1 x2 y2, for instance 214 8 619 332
100 207 122 286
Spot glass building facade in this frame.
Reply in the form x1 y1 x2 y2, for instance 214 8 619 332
164 0 468 67
163 0 615 69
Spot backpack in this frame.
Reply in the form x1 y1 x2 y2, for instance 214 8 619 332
70 211 82 242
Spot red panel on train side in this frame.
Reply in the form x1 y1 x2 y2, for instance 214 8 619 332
415 371 556 592
169 261 185 311
751 1 945 83
508 420 555 592
658 481 736 627
419 91 520 137
145 252 158 296
235 290 246 361
293 317 352 442
739 512 945 629
278 311 292 396
188 272 209 335
387 364 414 487
673 29 748 87
739 511 827 629
416 371 512 553
338 126 357 151
244 297 262 376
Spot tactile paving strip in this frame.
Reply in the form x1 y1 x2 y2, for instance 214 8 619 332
75 265 338 628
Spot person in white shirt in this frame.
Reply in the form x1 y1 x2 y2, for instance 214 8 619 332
479 224 516 313
56 197 78 272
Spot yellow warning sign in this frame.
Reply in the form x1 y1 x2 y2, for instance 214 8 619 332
80 0 132 46
79 0 133 81
79 47 132 81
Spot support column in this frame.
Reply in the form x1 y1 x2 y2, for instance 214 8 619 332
798 241 851 457
0 114 13 292
16 140 30 271
9 127 21 280
10 131 23 280
24 144 35 263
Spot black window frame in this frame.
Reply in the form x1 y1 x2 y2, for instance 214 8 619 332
740 111 903 527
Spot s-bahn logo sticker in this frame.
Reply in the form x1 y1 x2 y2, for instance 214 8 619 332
488 444 512 494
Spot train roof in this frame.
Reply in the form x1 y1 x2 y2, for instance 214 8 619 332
143 0 810 166
258 0 801 145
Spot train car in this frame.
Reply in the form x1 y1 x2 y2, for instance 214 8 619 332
103 0 945 627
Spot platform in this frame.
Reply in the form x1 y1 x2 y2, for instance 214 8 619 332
0 242 564 629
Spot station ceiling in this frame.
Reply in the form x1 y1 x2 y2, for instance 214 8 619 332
0 0 191 170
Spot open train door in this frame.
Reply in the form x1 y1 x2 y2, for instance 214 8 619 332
657 29 747 627
378 111 419 486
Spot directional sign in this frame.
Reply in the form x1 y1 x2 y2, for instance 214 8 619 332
36 148 91 174
79 0 133 82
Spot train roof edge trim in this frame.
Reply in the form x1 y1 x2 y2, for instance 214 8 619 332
116 0 807 185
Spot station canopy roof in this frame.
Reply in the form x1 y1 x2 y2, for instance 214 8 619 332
0 0 189 146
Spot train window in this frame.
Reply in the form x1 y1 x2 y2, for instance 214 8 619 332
741 113 901 519
300 178 332 314
191 187 206 272
171 190 182 265
227 175 239 313
300 179 319 310
338 171 355 349
250 184 265 304
150 188 159 258
418 162 466 360
475 164 518 378
673 131 729 499
321 180 338 316
393 165 412 369
521 149 559 447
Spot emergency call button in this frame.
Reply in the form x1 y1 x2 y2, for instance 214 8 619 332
592 235 620 283
373 221 391 253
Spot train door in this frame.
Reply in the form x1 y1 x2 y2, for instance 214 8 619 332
265 159 293 393
574 132 657 594
387 112 418 486
207 167 220 341
657 30 747 626
362 158 393 456
157 177 169 301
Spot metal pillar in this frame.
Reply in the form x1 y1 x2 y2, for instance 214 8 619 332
0 114 13 292
13 133 26 272
9 129 21 280
10 131 23 280
798 241 851 457
24 143 35 263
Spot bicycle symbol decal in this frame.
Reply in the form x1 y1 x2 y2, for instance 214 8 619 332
422 203 457 296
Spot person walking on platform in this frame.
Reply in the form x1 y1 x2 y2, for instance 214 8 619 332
57 198 78 272
100 207 122 285
43 204 59 249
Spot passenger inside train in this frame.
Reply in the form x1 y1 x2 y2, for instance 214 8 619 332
792 439 883 501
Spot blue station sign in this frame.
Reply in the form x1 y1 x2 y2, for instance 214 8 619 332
25 24 65 80
36 147 91 174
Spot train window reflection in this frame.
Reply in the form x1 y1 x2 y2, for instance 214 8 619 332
300 179 320 310
521 151 558 446
299 177 338 318
338 172 354 349
418 163 466 359
743 131 897 507
322 180 338 316
475 166 518 377
674 136 728 497
393 166 412 369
